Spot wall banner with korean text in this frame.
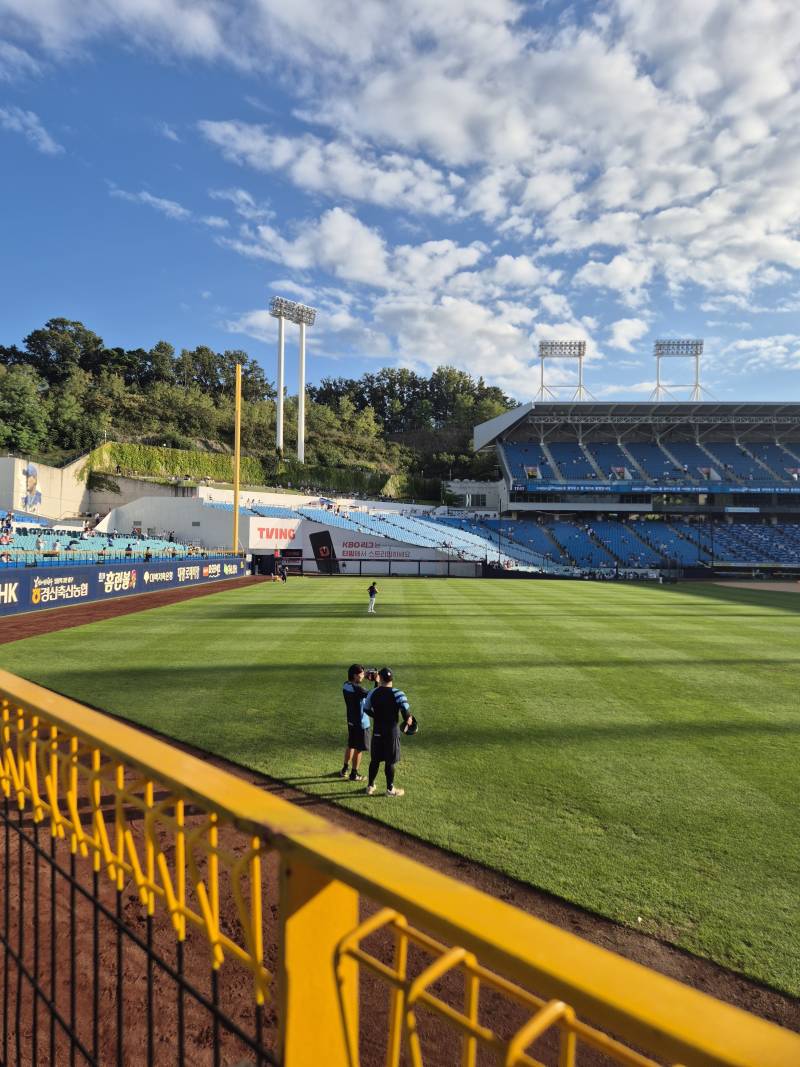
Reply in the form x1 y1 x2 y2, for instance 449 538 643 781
0 559 249 618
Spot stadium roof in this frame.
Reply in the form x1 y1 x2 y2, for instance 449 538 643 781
474 401 800 450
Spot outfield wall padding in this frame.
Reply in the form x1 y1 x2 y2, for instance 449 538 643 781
0 559 249 617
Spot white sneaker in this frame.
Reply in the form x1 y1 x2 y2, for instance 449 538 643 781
366 784 376 795
386 787 405 797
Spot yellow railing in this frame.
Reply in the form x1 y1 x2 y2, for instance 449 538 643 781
0 668 797 1067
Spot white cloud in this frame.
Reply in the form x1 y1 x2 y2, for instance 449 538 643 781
158 121 181 142
198 119 457 216
609 317 649 352
200 215 228 229
223 207 390 286
0 105 62 153
6 0 800 394
209 187 272 221
0 40 40 81
110 187 191 220
574 254 654 306
723 335 800 372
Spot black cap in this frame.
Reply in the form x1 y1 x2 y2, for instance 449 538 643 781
378 667 393 682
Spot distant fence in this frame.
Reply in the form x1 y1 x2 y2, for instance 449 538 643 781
1 671 798 1065
0 559 249 618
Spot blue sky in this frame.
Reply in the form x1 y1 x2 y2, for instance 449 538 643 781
2 0 800 403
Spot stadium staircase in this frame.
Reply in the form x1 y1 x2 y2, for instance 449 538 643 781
739 441 781 482
780 441 800 465
618 441 649 481
495 443 514 483
624 522 669 564
581 443 606 479
656 439 695 483
539 441 562 480
697 441 742 483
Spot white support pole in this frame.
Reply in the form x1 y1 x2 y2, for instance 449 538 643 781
276 315 285 453
578 355 584 401
297 319 306 463
693 351 701 400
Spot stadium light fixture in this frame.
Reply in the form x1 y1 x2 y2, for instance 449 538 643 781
269 295 318 462
536 340 594 402
649 339 711 401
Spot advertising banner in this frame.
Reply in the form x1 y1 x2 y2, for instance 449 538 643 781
0 559 249 618
521 481 800 495
300 522 444 573
248 518 302 551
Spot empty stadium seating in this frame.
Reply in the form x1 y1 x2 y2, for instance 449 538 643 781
750 444 800 480
701 443 779 482
499 437 800 488
547 442 596 480
500 443 557 482
586 443 636 479
662 442 717 480
623 443 681 481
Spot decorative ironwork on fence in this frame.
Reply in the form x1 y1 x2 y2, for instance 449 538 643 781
0 669 798 1066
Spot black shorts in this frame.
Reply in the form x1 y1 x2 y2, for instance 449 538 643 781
347 724 371 752
371 728 401 765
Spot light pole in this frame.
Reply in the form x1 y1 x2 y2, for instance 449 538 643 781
269 296 318 463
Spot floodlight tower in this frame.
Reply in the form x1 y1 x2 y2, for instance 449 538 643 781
269 296 318 462
536 340 593 401
649 339 708 401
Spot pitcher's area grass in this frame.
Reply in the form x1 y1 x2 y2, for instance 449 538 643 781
1 578 798 994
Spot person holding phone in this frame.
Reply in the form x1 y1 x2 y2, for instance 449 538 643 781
367 581 378 614
339 664 373 781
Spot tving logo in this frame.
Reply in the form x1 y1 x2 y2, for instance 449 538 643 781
257 526 296 540
0 582 19 604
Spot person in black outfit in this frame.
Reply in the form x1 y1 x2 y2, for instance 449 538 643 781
340 664 372 782
362 667 412 797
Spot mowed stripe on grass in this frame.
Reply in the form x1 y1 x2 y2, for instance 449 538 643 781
1 577 798 994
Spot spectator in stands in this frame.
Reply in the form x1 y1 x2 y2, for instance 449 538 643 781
124 543 133 558
144 547 153 562
52 539 62 553
35 534 45 552
363 668 413 798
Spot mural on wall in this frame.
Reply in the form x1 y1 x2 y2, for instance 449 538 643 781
20 463 42 513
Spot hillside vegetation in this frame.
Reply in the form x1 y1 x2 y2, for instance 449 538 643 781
1 318 513 497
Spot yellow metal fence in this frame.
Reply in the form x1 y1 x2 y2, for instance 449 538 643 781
0 668 798 1067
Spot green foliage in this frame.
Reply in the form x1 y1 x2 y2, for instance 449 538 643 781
86 472 121 494
87 443 266 485
1 317 517 497
0 365 50 452
4 579 799 995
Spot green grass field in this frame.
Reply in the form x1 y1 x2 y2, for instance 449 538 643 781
2 578 798 994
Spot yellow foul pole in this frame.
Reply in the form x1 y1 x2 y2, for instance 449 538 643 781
232 362 242 553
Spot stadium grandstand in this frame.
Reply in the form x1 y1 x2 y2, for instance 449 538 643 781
3 400 800 580
452 400 800 576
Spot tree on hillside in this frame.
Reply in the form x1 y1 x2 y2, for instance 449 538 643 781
23 318 105 385
0 365 50 452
